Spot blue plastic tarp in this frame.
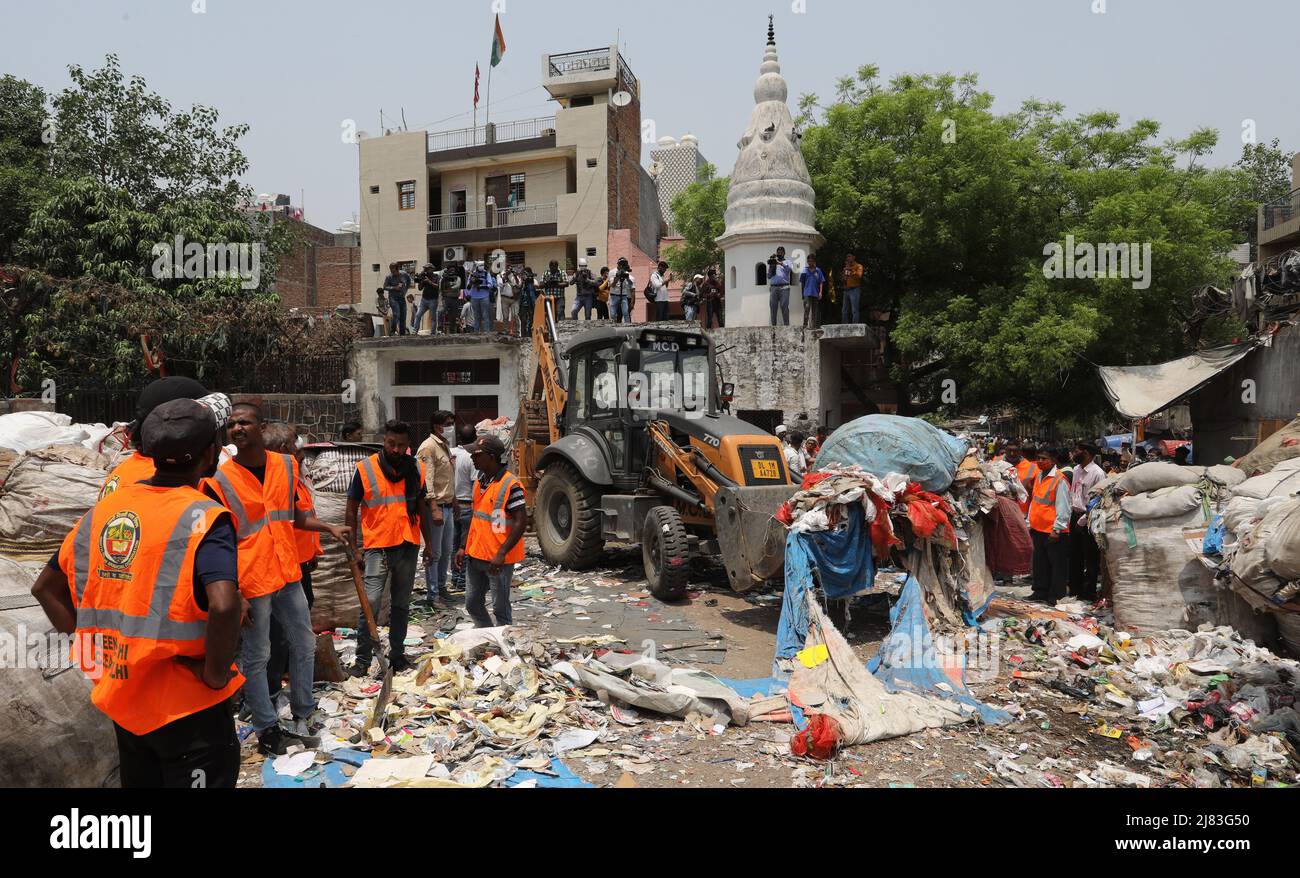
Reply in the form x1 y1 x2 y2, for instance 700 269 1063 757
801 504 876 600
1204 514 1226 557
506 758 593 788
814 415 969 491
867 575 1009 725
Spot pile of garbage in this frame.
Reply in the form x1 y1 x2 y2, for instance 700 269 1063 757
1089 462 1246 633
254 623 779 789
998 600 1300 788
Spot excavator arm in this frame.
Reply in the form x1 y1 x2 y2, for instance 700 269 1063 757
515 297 566 497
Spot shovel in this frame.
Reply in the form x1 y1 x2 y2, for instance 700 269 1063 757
346 546 392 733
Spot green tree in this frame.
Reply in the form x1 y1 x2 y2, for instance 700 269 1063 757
2 57 296 392
0 75 53 261
796 66 1288 421
662 164 729 279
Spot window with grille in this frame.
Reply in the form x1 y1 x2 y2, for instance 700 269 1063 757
508 174 526 207
396 396 440 425
398 181 417 211
394 359 502 386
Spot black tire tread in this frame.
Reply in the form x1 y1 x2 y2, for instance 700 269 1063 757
643 505 690 601
538 461 605 569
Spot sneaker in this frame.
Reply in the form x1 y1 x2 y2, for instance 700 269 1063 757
285 717 321 747
257 726 289 756
348 659 372 678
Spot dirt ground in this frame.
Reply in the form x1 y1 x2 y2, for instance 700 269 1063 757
237 540 1156 789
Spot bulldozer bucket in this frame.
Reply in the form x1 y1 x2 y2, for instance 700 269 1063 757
713 485 796 593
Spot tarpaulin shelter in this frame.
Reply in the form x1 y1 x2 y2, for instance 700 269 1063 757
1097 341 1260 420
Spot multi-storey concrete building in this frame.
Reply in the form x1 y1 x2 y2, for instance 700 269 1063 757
357 45 659 294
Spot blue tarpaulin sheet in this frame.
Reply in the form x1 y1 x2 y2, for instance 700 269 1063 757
261 748 370 789
867 575 1009 725
774 512 877 670
815 414 969 491
506 758 593 788
1204 514 1226 557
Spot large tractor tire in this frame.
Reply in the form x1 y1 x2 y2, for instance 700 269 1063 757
642 505 691 602
535 461 605 569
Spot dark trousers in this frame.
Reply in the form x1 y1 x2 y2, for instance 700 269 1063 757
1069 518 1100 599
268 563 314 699
654 300 669 321
388 292 408 335
1030 529 1071 603
705 299 724 328
594 299 610 319
802 296 820 328
114 698 239 788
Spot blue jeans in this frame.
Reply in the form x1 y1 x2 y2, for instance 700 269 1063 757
356 543 417 663
451 504 472 587
424 504 456 599
842 287 862 323
769 286 790 325
465 557 515 628
684 304 698 321
388 292 408 335
413 298 437 333
610 294 630 323
571 293 594 320
238 581 316 732
470 298 492 332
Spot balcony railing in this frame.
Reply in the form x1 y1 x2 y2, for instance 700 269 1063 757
427 115 556 154
1263 189 1300 231
428 202 558 234
547 47 639 98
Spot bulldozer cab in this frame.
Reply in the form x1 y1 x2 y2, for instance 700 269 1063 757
562 327 716 487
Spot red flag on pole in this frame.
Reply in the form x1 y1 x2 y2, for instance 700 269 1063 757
474 64 481 108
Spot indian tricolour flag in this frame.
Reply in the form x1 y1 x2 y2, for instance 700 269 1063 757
490 14 506 67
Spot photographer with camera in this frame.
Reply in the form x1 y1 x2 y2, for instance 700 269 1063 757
540 260 571 319
436 263 463 335
608 257 636 324
767 247 794 326
466 260 496 333
499 265 521 336
571 258 597 320
413 264 440 335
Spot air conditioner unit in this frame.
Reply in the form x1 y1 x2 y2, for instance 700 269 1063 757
444 246 466 263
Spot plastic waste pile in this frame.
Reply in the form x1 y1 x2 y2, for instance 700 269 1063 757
1089 462 1245 633
257 623 769 789
998 600 1300 788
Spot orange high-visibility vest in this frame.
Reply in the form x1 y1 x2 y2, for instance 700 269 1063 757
1014 458 1036 516
293 479 321 564
99 451 156 500
1029 470 1066 534
209 455 299 598
466 471 525 564
58 484 244 736
356 454 426 549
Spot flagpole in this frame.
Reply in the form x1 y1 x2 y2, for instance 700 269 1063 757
486 60 493 131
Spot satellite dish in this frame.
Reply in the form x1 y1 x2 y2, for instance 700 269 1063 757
611 90 632 107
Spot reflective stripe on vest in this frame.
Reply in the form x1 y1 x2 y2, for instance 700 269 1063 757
211 468 267 537
467 472 524 564
1029 472 1064 533
472 475 518 527
357 454 425 549
71 510 94 602
71 499 218 642
268 454 296 522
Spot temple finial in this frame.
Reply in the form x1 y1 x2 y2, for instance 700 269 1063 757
767 15 775 45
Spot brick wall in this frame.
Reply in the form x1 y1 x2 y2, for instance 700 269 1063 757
276 220 361 311
608 94 648 248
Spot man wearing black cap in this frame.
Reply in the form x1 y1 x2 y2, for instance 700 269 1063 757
98 376 231 500
1068 442 1106 602
31 399 245 788
454 435 527 628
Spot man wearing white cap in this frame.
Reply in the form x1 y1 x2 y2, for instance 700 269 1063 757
571 258 596 320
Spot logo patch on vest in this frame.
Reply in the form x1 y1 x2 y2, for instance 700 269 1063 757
99 511 142 580
99 476 120 500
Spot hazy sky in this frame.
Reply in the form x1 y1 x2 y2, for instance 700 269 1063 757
6 0 1296 231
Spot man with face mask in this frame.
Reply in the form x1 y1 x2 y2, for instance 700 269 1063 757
345 420 434 678
1068 442 1105 601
